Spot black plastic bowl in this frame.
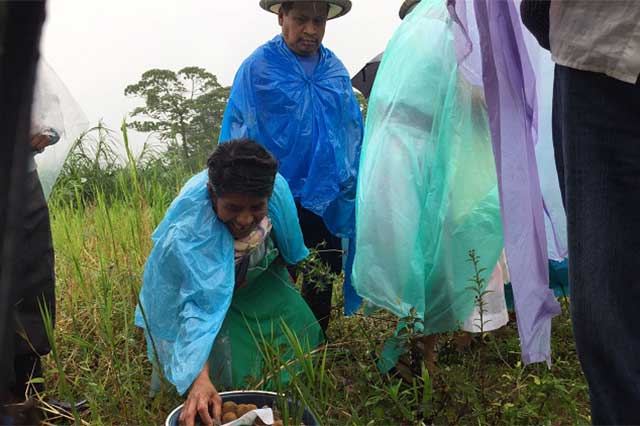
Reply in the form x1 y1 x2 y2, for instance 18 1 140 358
165 390 319 426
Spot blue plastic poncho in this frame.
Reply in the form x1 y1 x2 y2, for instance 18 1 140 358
135 171 308 395
352 0 504 334
219 35 363 239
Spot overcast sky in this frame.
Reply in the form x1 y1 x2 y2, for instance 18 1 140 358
41 0 402 152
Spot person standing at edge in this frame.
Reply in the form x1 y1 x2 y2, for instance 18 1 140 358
219 0 364 332
3 67 64 406
526 1 640 424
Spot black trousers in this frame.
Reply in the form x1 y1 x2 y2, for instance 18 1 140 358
552 65 640 425
1 171 54 402
294 202 342 333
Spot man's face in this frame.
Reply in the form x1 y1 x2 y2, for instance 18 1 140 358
279 2 329 56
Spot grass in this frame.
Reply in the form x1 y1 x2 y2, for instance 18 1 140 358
38 128 590 425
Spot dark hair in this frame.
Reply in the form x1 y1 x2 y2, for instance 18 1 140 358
207 139 278 198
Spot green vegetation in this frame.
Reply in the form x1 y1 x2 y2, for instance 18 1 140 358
38 94 590 424
125 66 230 168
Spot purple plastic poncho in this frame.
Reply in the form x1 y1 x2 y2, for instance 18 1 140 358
448 0 562 365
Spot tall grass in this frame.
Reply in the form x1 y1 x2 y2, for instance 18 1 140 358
46 149 181 424
41 126 591 425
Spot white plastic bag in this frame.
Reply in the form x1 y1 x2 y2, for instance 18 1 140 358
32 60 89 198
222 408 274 426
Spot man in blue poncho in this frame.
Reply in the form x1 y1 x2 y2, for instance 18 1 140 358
219 0 364 331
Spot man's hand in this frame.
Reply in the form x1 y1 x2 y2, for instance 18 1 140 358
30 133 52 153
178 364 222 426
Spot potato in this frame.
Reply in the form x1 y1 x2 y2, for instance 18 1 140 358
222 401 237 415
222 411 238 423
245 404 258 412
236 404 251 417
273 421 283 426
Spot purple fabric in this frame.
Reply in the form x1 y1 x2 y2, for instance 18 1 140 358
450 0 561 365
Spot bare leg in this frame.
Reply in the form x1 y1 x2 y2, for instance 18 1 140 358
422 334 437 375
394 333 438 382
454 332 473 352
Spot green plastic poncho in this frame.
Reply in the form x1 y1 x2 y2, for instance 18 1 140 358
352 0 504 334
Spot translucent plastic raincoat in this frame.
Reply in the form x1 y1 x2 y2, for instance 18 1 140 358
354 0 562 366
352 0 504 334
219 34 364 313
135 172 308 395
32 60 88 198
219 35 363 240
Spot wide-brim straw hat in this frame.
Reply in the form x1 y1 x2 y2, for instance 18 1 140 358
399 0 421 20
260 0 352 20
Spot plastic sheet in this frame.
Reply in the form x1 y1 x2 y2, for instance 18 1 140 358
219 34 364 313
452 1 567 261
135 172 308 395
352 0 503 334
518 16 568 261
219 35 363 239
32 60 89 198
455 0 562 365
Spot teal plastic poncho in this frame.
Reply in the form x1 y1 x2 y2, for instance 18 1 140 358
135 171 308 395
219 35 363 239
352 0 504 334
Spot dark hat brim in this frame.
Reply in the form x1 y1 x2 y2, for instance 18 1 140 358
259 0 352 20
